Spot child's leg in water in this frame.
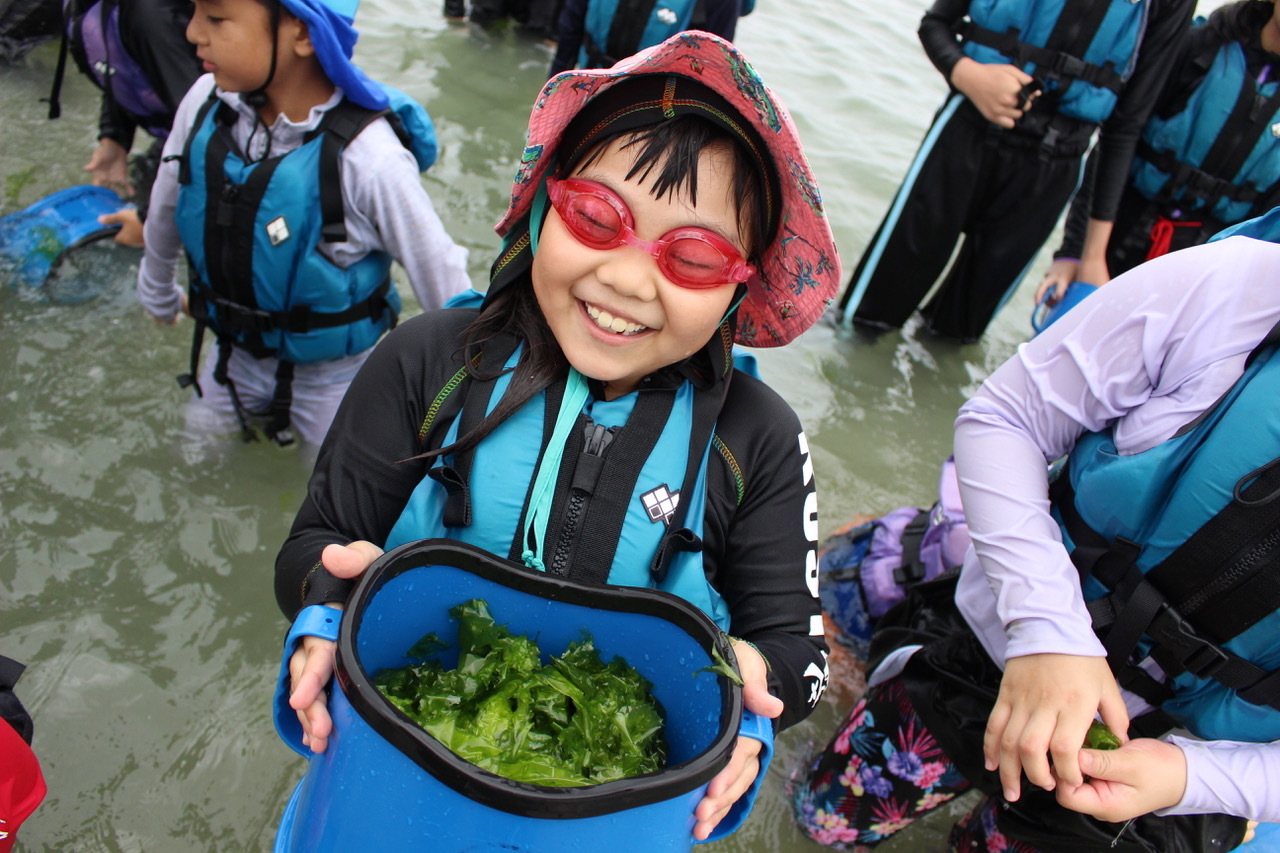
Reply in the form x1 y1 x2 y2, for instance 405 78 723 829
791 676 973 850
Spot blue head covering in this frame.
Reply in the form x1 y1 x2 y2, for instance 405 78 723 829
277 0 388 111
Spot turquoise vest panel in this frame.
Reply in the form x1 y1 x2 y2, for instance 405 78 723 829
385 353 731 630
177 100 406 364
1131 41 1280 224
580 0 698 68
1058 348 1280 742
963 0 1147 124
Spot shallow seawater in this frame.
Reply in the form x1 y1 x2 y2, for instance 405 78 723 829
0 0 1124 849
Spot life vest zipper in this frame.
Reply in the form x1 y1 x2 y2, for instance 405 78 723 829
1179 524 1280 616
548 420 614 576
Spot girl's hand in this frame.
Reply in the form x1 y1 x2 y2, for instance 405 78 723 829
950 58 1037 128
691 640 783 841
1036 258 1079 305
984 654 1128 802
1053 738 1188 823
83 138 133 196
287 540 384 753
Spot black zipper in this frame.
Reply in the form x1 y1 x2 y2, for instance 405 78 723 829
547 420 613 576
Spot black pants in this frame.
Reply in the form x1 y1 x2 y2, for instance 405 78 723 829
839 96 1087 342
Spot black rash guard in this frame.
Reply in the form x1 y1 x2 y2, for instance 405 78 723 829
93 0 202 152
274 307 829 730
1055 0 1280 260
918 0 1195 223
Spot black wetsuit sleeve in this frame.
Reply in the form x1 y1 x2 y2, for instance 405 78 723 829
919 0 971 82
548 0 587 77
98 96 138 153
273 310 474 620
701 372 827 731
1088 0 1195 221
1056 147 1098 260
118 0 202 120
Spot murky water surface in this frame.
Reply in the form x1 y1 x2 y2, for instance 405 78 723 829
1 0 1189 848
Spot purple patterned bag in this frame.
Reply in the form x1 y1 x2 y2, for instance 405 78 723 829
819 458 970 652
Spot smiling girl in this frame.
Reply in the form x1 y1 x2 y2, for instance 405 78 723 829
274 31 841 841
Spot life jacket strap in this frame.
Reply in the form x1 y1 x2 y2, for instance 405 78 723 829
1136 142 1262 208
956 20 1126 94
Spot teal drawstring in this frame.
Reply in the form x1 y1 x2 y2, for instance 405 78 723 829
521 367 590 571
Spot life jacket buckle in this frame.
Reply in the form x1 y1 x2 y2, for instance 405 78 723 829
1183 641 1230 680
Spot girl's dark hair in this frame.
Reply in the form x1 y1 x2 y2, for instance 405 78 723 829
421 115 768 461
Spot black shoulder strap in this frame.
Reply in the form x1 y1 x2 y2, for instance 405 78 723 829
177 90 222 187
312 98 391 244
425 334 520 529
605 0 659 66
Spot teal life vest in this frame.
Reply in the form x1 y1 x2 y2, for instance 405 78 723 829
960 0 1148 124
1052 332 1280 742
580 0 699 69
384 341 736 630
1131 39 1280 225
176 84 437 365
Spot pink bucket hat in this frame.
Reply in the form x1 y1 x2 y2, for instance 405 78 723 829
494 31 841 348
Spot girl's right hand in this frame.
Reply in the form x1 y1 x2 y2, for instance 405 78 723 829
1036 258 1079 305
950 59 1037 128
287 540 384 753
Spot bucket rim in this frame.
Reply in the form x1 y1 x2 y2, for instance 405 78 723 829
335 538 743 819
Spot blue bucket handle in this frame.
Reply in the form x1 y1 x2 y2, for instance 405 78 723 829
1031 280 1098 335
273 604 343 758
1030 288 1056 334
700 708 775 843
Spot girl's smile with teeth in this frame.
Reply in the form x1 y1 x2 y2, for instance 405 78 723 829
585 303 648 336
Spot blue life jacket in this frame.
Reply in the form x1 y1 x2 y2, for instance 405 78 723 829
385 342 744 630
62 0 170 137
1052 335 1280 742
580 0 699 69
960 0 1148 124
175 86 437 366
1131 40 1280 224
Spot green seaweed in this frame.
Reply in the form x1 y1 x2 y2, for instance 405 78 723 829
375 598 667 786
1084 719 1122 750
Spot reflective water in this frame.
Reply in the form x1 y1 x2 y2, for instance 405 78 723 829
2 0 1087 849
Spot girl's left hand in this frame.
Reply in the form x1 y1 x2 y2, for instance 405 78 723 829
1053 738 1188 823
691 640 784 841
287 541 384 753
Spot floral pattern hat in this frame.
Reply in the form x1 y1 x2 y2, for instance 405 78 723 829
494 31 840 348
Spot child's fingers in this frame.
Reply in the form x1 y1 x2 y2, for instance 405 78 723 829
320 540 383 578
691 736 761 840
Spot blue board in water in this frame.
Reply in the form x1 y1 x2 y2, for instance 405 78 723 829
0 185 126 291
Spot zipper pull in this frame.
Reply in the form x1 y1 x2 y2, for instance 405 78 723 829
572 420 613 492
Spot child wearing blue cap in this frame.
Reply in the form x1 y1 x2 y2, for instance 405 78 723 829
136 0 470 449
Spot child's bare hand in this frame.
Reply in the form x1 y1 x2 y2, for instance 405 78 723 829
287 540 383 753
100 209 144 247
83 138 134 196
1036 258 1078 305
692 640 782 840
984 654 1128 801
1053 738 1187 823
950 58 1037 128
